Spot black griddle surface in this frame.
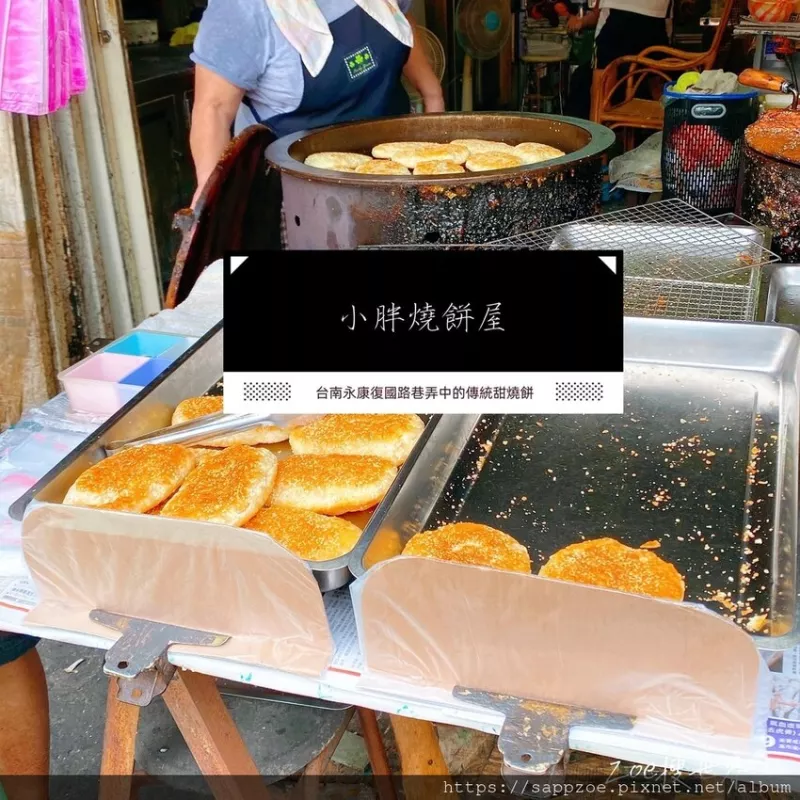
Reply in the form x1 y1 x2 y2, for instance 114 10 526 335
427 401 779 634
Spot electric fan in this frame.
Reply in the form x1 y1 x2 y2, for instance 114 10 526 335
455 0 512 110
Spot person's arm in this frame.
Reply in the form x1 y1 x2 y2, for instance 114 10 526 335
566 6 600 32
190 66 245 207
402 13 445 112
188 0 268 207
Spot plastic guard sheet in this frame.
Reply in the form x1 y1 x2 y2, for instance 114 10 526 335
351 557 768 752
22 505 333 676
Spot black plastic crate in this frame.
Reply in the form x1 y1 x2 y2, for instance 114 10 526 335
661 83 758 215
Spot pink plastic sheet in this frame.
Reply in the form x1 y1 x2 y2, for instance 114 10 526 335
0 0 86 115
352 557 768 746
23 505 334 676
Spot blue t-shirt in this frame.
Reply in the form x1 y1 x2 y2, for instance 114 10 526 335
191 0 413 134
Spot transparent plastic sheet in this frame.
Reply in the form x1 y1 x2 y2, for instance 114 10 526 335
22 505 334 675
136 260 223 338
350 557 769 754
0 403 96 575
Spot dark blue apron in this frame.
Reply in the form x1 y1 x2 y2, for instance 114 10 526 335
245 5 411 137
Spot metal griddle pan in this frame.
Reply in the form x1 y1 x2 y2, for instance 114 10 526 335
11 323 438 592
351 316 800 649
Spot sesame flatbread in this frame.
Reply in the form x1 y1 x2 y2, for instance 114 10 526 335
514 142 566 164
413 160 466 175
355 160 410 175
371 141 435 159
304 152 373 171
451 138 516 156
465 152 525 172
392 144 470 169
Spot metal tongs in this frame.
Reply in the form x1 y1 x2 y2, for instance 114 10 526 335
105 413 321 454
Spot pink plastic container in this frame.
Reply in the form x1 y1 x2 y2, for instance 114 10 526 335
58 353 148 415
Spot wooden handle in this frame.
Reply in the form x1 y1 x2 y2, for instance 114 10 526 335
739 68 788 93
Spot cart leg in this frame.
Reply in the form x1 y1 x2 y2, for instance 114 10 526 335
389 716 449 800
162 670 272 800
99 678 141 800
298 707 355 800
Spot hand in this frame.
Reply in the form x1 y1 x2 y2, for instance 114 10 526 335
423 92 445 112
566 14 583 32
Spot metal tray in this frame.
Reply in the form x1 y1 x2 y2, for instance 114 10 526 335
351 317 800 649
11 323 439 592
766 265 800 327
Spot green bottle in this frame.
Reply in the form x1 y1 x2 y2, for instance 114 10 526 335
570 0 593 66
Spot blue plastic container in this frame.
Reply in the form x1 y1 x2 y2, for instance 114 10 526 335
118 358 173 387
105 331 187 358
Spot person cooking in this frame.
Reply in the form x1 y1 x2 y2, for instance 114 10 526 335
189 0 444 206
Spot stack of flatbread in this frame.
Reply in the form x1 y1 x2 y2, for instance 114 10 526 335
62 401 425 563
303 137 566 176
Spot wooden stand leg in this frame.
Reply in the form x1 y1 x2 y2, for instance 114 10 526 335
162 670 272 800
388 716 449 800
299 707 355 800
99 678 141 800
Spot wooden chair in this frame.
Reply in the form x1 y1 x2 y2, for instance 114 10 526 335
165 124 282 310
590 0 737 150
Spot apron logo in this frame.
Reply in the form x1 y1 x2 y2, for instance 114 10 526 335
344 46 377 80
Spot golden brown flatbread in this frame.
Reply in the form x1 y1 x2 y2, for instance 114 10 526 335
465 152 525 172
355 160 410 175
160 444 277 526
539 537 685 601
371 141 435 159
271 454 397 515
514 142 566 164
289 414 425 465
304 152 373 171
450 138 516 156
413 160 466 175
403 522 531 574
63 445 197 513
245 506 362 561
392 144 470 169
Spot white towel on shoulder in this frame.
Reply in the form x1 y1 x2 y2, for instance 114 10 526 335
264 0 414 77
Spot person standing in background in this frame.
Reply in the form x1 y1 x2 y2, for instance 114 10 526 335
567 0 672 70
564 0 672 118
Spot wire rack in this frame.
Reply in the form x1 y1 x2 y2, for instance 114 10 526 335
361 199 778 283
360 200 774 321
623 276 758 321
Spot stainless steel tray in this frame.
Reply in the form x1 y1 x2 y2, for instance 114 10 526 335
766 265 800 327
11 323 438 592
351 317 800 649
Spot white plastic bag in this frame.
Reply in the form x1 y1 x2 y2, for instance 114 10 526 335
609 132 662 193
